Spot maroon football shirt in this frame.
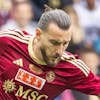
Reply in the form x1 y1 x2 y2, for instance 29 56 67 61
0 30 100 100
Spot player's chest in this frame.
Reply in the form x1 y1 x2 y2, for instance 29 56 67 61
2 57 66 100
2 67 66 100
12 68 66 100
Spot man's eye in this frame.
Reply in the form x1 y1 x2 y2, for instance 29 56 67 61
63 42 68 46
50 40 60 45
64 43 69 48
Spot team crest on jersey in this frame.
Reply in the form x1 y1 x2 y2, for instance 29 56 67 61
3 79 16 93
46 71 56 82
15 68 46 90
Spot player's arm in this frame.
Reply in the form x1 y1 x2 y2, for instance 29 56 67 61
0 36 10 76
0 37 9 55
66 58 100 96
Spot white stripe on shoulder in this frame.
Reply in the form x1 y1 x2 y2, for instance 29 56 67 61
77 59 90 71
61 53 90 77
68 60 89 77
0 30 30 44
0 30 30 40
0 34 28 44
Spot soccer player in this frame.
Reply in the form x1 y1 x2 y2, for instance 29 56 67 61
0 5 100 100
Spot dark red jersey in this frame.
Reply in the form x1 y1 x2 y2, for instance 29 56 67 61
0 30 100 100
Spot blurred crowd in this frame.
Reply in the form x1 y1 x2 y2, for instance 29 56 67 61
0 0 100 100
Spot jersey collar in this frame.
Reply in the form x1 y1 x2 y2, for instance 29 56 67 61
28 36 47 65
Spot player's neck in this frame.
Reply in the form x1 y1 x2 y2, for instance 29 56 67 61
33 38 46 64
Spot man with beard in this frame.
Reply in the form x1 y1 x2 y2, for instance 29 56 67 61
0 5 100 100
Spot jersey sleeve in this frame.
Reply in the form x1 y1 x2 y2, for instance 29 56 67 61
67 59 100 95
0 30 19 75
62 52 100 95
0 30 29 75
0 37 9 55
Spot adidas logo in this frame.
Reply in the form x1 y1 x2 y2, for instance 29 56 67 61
13 58 23 67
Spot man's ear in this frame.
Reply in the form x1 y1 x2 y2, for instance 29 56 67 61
35 28 42 37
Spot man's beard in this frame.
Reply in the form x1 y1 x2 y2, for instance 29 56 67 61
40 48 61 67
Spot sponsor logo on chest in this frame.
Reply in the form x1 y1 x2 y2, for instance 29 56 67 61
15 68 46 90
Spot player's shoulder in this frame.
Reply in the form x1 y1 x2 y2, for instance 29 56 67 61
0 29 31 44
61 51 90 77
61 51 79 60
